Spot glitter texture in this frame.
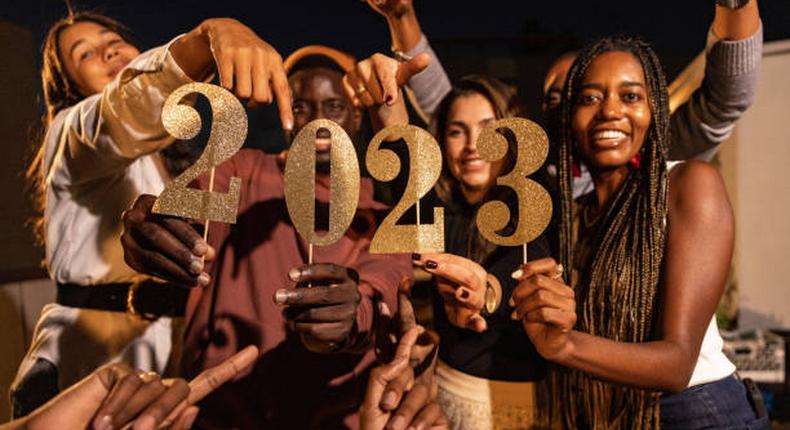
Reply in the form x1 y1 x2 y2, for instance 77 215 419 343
475 118 552 246
153 83 247 223
284 119 360 246
366 124 444 254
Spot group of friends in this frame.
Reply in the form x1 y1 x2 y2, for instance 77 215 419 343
3 0 767 428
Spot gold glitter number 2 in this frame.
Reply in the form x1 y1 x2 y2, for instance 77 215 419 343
475 118 552 247
153 83 247 223
366 125 444 253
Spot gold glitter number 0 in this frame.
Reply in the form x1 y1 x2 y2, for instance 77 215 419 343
153 83 248 223
475 118 552 246
284 119 360 246
366 125 444 253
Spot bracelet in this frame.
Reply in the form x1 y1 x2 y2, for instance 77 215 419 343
480 276 499 317
391 48 413 63
716 0 750 9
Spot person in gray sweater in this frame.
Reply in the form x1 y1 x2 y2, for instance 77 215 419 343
368 0 762 196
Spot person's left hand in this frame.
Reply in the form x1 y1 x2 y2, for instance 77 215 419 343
510 258 577 361
342 53 430 130
275 263 362 353
365 0 415 20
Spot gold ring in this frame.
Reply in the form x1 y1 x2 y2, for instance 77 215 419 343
552 264 564 280
137 371 159 383
356 84 368 95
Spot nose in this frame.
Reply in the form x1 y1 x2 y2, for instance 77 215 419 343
466 127 481 153
103 43 118 62
597 93 624 120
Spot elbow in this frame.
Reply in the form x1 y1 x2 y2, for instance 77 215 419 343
662 372 693 394
657 347 697 394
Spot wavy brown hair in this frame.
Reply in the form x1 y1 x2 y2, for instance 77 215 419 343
27 12 135 246
554 35 670 430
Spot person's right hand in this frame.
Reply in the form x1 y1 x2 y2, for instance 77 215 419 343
14 346 258 430
366 0 414 20
412 253 490 332
121 194 215 288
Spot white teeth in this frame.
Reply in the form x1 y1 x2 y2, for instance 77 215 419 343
594 130 627 139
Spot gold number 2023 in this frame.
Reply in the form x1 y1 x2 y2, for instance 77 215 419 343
153 83 248 223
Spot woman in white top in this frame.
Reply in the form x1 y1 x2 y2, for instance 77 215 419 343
509 35 768 429
13 11 291 418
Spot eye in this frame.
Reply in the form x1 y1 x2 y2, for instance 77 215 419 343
446 128 464 139
292 102 309 115
326 100 346 114
107 38 122 46
78 50 94 62
577 93 600 106
622 91 643 103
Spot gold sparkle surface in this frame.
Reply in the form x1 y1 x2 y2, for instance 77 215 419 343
284 119 360 246
367 124 444 254
475 118 553 246
153 83 247 223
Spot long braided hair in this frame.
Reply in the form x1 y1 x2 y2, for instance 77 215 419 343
554 36 670 429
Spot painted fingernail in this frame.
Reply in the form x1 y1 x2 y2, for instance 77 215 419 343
193 241 207 255
388 415 406 430
95 415 112 430
189 257 203 275
288 267 301 281
134 415 157 430
197 272 210 287
274 289 298 304
411 253 421 260
511 269 524 280
382 390 397 409
508 297 515 307
425 260 438 270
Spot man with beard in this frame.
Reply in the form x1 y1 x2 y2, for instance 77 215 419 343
120 46 432 428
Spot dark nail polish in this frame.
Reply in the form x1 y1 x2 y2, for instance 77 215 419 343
426 260 438 270
411 253 421 260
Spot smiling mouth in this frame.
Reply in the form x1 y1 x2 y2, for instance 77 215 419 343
108 61 130 78
591 129 629 148
461 156 486 172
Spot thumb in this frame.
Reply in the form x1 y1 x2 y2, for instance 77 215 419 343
395 53 431 87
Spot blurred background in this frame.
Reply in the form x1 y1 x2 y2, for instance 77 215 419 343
1 0 789 423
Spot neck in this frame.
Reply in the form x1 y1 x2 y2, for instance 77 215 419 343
590 165 631 211
461 186 487 205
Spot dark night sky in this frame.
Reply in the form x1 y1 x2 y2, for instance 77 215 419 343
3 0 790 63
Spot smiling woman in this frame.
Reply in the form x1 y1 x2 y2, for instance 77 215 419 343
14 11 292 419
508 35 768 429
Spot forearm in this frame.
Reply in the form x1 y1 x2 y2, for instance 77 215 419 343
713 0 760 41
169 21 214 81
387 10 423 53
556 331 698 393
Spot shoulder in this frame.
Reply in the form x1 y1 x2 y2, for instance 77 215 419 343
667 161 733 227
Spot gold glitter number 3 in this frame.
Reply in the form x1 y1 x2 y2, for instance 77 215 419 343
284 119 360 246
366 125 444 253
475 118 552 246
153 83 248 223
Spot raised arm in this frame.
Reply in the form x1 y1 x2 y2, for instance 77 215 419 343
367 0 451 117
512 162 734 392
669 0 762 161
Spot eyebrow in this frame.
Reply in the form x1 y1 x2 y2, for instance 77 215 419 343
68 29 112 60
580 81 646 91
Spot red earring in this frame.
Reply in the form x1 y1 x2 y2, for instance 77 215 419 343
572 162 582 178
629 153 642 170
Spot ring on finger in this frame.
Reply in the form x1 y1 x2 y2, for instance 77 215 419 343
137 371 159 383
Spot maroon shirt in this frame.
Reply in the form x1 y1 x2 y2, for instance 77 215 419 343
183 149 410 429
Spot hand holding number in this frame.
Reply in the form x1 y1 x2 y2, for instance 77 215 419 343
412 253 492 333
510 258 576 361
122 194 215 288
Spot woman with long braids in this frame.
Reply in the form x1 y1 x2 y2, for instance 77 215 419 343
510 36 768 429
13 10 291 420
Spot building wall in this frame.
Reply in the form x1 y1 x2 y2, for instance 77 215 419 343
720 39 790 330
